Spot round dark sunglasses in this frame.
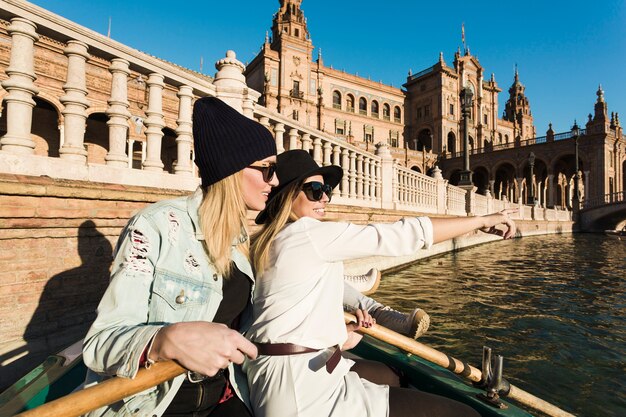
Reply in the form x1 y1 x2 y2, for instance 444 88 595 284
301 181 333 202
248 162 277 183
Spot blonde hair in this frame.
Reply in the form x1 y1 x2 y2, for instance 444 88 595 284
251 182 302 275
198 171 249 276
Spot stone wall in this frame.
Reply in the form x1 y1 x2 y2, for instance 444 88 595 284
0 173 185 390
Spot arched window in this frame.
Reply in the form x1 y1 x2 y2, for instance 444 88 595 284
346 94 355 112
359 97 367 115
394 106 401 122
332 91 341 109
371 100 379 117
382 103 390 120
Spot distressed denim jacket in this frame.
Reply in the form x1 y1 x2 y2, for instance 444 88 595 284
82 188 254 417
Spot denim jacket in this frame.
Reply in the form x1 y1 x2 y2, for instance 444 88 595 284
82 188 254 417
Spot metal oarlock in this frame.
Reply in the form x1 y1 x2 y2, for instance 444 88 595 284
474 346 511 409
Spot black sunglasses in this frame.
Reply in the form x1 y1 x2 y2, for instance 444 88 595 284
301 181 333 202
248 162 277 183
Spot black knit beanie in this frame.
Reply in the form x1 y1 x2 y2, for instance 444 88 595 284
193 97 277 187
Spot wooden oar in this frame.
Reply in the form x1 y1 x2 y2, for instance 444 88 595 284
344 312 576 417
15 361 186 417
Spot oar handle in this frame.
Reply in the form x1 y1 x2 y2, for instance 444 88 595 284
344 312 576 417
15 361 186 417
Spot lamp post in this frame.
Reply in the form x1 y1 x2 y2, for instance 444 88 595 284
571 120 580 210
528 152 535 205
459 86 474 186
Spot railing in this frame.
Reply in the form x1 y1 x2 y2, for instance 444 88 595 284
583 191 626 209
474 193 489 216
395 166 438 213
446 185 466 216
290 89 304 99
446 129 588 159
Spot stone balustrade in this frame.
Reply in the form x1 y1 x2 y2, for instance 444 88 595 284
0 1 571 223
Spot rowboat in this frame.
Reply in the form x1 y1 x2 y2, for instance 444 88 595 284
1 333 552 417
604 226 626 240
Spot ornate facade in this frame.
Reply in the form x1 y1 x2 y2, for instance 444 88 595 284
246 0 538 174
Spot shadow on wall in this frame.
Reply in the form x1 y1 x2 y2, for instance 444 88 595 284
0 221 113 391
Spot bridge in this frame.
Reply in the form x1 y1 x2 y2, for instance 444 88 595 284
580 191 626 231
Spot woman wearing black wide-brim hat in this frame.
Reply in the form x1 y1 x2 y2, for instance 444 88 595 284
245 149 516 417
83 97 278 417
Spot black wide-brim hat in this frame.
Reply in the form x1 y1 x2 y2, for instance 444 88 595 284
255 149 343 224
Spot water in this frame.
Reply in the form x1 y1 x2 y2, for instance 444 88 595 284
376 234 626 417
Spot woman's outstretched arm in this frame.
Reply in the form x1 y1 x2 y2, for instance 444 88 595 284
430 209 517 244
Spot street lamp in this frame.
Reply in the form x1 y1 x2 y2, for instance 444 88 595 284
571 120 580 209
459 86 474 186
528 152 535 205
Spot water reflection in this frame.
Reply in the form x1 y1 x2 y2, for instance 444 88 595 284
377 234 626 417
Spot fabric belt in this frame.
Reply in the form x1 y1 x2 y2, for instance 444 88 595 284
254 342 342 373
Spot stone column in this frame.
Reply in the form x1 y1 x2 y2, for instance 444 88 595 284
142 73 165 171
546 174 554 207
259 116 270 130
288 128 299 151
105 58 131 166
332 145 341 197
578 171 584 207
241 95 255 118
361 156 370 200
348 151 357 199
60 40 91 162
312 137 322 165
301 133 312 152
374 160 381 202
174 85 194 175
274 123 285 154
323 141 332 166
341 148 350 197
127 138 134 168
375 143 394 209
368 158 376 201
58 124 65 148
0 18 40 154
356 154 364 199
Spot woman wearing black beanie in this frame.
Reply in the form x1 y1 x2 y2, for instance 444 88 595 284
83 97 277 417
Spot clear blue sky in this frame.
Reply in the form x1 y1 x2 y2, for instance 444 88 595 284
31 0 626 135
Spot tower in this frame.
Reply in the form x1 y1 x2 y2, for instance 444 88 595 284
502 67 535 141
245 0 316 124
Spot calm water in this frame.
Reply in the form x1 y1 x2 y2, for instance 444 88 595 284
377 234 625 417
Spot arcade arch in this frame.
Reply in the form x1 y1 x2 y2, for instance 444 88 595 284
494 162 517 202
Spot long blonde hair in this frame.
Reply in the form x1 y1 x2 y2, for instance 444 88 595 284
251 182 302 275
198 171 249 276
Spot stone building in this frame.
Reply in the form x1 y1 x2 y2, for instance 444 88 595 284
245 0 537 174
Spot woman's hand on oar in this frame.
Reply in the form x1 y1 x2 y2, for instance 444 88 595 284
150 321 258 376
342 308 375 350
